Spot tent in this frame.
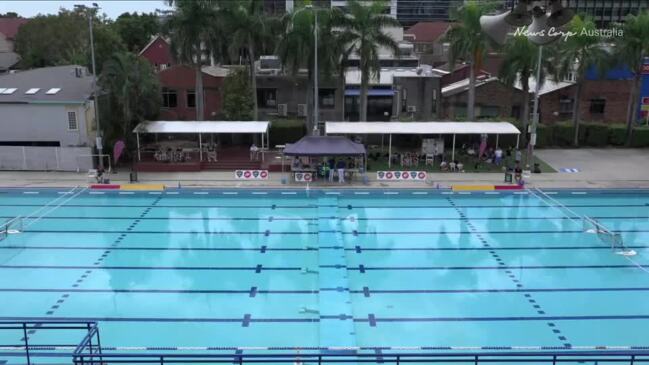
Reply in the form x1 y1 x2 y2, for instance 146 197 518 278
283 136 366 156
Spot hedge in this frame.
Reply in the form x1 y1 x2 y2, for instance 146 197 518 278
269 119 306 146
607 124 627 146
631 127 649 148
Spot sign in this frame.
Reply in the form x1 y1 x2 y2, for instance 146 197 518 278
294 172 312 182
377 171 427 181
234 170 269 180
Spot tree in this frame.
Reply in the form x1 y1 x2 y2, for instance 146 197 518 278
164 0 224 121
222 0 278 121
613 10 649 145
551 16 608 146
113 12 161 53
445 1 496 121
498 35 549 146
336 0 400 122
222 68 254 121
14 9 125 74
100 52 160 147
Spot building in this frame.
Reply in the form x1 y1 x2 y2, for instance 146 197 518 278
0 65 97 171
158 65 227 121
404 21 452 66
0 17 28 73
441 76 528 120
139 35 175 72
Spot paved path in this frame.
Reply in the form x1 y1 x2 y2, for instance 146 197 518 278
0 149 647 189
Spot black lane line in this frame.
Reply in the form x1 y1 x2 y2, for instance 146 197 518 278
448 195 572 348
342 204 649 209
24 230 317 234
0 204 316 208
350 287 649 294
0 288 318 294
20 196 159 341
19 229 649 234
0 265 302 271
0 216 315 221
2 203 647 208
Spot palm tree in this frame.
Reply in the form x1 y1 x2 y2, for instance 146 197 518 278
552 16 608 146
223 0 279 120
336 0 400 122
498 35 548 146
445 1 495 121
100 52 160 142
613 10 649 145
164 0 224 121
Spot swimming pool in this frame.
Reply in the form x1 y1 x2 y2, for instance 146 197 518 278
1 188 649 361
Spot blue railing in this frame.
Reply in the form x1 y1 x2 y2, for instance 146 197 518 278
5 321 649 365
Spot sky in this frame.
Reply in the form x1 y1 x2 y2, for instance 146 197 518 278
0 0 172 19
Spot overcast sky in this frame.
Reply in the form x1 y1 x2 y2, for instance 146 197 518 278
0 1 172 19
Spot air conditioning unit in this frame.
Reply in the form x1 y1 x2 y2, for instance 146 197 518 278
297 104 307 117
277 104 288 117
407 105 417 113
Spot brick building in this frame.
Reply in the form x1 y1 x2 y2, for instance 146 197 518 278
138 35 175 72
157 65 227 121
441 76 528 120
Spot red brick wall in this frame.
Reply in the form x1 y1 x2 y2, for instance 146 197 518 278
158 65 223 120
540 80 632 124
140 37 174 71
442 80 526 119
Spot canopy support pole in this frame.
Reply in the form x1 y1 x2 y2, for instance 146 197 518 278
199 133 203 162
496 134 499 149
516 134 520 149
388 134 392 169
452 134 456 162
261 133 265 162
136 132 141 162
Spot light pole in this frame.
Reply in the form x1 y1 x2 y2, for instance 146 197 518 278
304 4 319 135
76 3 103 169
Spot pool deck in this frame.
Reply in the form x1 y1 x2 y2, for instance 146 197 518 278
1 148 648 189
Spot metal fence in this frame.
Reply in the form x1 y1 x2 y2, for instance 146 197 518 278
0 146 94 171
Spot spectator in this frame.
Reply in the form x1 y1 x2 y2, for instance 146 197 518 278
494 148 503 166
515 149 522 164
336 159 346 183
328 158 335 182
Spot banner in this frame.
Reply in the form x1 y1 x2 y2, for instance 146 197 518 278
294 172 313 182
235 170 269 180
377 171 427 181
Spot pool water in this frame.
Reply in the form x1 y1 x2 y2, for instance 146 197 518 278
1 188 649 357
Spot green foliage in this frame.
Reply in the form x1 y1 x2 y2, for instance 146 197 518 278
608 124 627 146
553 123 576 147
630 127 649 148
222 68 254 121
99 52 160 146
269 119 306 146
14 9 125 74
579 123 609 146
113 12 161 53
535 124 554 148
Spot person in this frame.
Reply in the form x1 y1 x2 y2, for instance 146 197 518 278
514 163 523 184
336 159 346 183
440 160 448 171
328 158 335 182
96 166 105 183
494 147 503 166
347 157 355 169
515 149 522 164
291 157 302 171
449 161 456 172
249 144 259 160
457 161 464 172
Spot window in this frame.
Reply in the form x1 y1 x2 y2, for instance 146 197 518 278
187 89 196 108
162 87 177 108
479 106 500 118
319 89 336 108
67 111 78 130
257 88 277 108
559 96 574 115
589 98 606 114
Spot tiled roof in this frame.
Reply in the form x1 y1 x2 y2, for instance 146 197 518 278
405 21 452 43
0 18 28 40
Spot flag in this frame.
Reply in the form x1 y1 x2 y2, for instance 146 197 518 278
113 140 126 163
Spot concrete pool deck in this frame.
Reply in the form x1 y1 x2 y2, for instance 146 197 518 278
0 148 647 189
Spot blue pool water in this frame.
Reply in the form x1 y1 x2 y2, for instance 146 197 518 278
1 188 649 358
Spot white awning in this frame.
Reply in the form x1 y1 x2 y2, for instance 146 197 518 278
325 121 520 135
133 121 270 134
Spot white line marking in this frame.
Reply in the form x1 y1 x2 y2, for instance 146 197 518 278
119 192 134 195
383 192 399 195
484 192 500 195
458 192 471 195
148 192 162 195
571 192 587 195
57 192 68 194
325 192 340 195
89 192 105 195
23 191 39 194
354 192 370 195
412 192 428 195
193 192 209 195
442 192 453 195
544 191 558 195
222 192 238 195
281 192 297 195
252 192 268 195
514 192 528 195
165 192 179 195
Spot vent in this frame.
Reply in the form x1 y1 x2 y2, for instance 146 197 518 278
25 88 40 94
277 104 288 117
1 88 17 94
46 88 61 95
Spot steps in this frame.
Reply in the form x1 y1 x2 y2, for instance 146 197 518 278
316 196 357 350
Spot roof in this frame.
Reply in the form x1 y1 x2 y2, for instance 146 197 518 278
0 65 94 104
405 21 452 43
515 78 575 96
284 136 366 156
325 121 520 135
346 66 440 86
138 35 170 56
133 121 270 134
201 65 231 78
441 76 499 97
0 18 28 40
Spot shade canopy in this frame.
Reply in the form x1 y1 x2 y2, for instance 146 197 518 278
133 121 270 134
325 121 520 135
284 136 366 156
